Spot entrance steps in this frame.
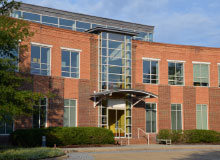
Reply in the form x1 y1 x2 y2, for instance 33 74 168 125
115 134 157 145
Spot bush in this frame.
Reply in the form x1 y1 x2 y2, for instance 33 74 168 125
183 129 220 143
11 127 115 147
157 129 220 144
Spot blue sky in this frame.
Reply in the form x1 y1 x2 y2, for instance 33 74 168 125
21 0 220 48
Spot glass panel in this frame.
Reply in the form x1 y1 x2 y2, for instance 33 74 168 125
171 111 176 130
171 104 176 110
109 41 122 49
109 33 124 41
143 60 150 74
109 49 122 58
177 111 182 130
102 40 107 48
62 72 70 77
168 63 175 76
70 107 76 127
108 74 123 82
12 10 21 18
102 48 107 56
42 16 58 24
193 64 200 78
0 121 5 134
152 110 156 132
64 107 69 127
64 99 69 106
59 26 72 30
59 18 75 27
146 110 151 132
31 68 40 75
40 106 46 128
23 12 40 21
41 47 50 64
76 21 90 29
71 52 79 67
176 63 183 76
102 32 107 39
202 108 207 129
151 61 158 75
201 64 208 78
196 110 202 129
31 45 40 62
70 100 76 107
108 57 122 66
71 73 79 78
109 66 123 74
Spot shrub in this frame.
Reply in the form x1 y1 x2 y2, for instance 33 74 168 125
10 127 115 147
157 129 220 144
183 129 220 143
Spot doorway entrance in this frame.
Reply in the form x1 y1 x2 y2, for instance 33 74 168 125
108 109 125 137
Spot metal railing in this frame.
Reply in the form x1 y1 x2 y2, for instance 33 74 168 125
138 128 149 145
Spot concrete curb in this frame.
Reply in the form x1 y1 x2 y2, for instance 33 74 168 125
62 144 220 153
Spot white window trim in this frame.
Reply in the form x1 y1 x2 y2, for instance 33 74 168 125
192 61 211 64
167 60 186 63
143 58 160 85
168 61 185 86
196 104 208 130
64 99 77 127
31 42 53 48
142 57 161 61
145 103 157 133
171 104 183 130
61 48 81 79
193 63 210 87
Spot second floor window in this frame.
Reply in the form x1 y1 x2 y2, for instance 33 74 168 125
168 62 184 85
61 49 79 78
31 44 50 76
143 59 159 84
193 63 209 86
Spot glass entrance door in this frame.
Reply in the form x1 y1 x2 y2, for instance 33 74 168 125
108 109 125 137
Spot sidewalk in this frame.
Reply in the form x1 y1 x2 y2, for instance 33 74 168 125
63 144 220 153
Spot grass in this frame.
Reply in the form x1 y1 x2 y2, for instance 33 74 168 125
0 147 65 160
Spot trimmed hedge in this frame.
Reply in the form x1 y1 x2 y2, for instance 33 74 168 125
10 127 115 147
157 129 220 144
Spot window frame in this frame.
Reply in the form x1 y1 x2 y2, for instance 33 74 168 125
171 104 183 131
61 47 81 79
63 99 77 127
142 57 160 85
167 60 185 86
192 61 210 87
196 104 208 130
145 103 157 133
30 42 52 76
32 98 48 129
0 119 14 135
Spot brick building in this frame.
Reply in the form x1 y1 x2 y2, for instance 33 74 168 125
1 3 220 144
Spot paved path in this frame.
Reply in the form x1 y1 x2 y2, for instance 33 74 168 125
63 144 220 160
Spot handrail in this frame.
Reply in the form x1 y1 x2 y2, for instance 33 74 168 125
138 128 149 145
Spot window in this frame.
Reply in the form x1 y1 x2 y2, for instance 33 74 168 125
0 117 13 135
168 62 184 85
143 59 159 84
146 103 157 133
33 98 47 128
196 104 208 130
193 63 209 86
171 104 182 130
23 12 40 22
218 65 220 87
61 49 80 78
64 99 77 127
42 15 58 27
31 44 51 76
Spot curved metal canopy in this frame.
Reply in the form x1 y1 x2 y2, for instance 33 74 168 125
91 89 157 98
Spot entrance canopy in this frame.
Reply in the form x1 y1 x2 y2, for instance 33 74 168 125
91 89 157 107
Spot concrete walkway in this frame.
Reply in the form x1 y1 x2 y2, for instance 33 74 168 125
63 144 220 160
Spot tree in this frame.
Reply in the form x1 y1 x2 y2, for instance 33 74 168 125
0 0 44 126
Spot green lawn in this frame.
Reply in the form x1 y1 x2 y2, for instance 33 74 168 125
0 147 65 160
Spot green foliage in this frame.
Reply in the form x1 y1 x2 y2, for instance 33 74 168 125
0 147 64 160
183 129 220 143
0 0 19 16
0 58 44 123
157 129 220 144
11 127 115 147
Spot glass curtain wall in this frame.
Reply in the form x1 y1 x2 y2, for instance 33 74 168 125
98 32 132 137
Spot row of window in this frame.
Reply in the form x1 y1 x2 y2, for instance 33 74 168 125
146 103 208 133
30 44 80 78
143 59 214 87
12 10 153 42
